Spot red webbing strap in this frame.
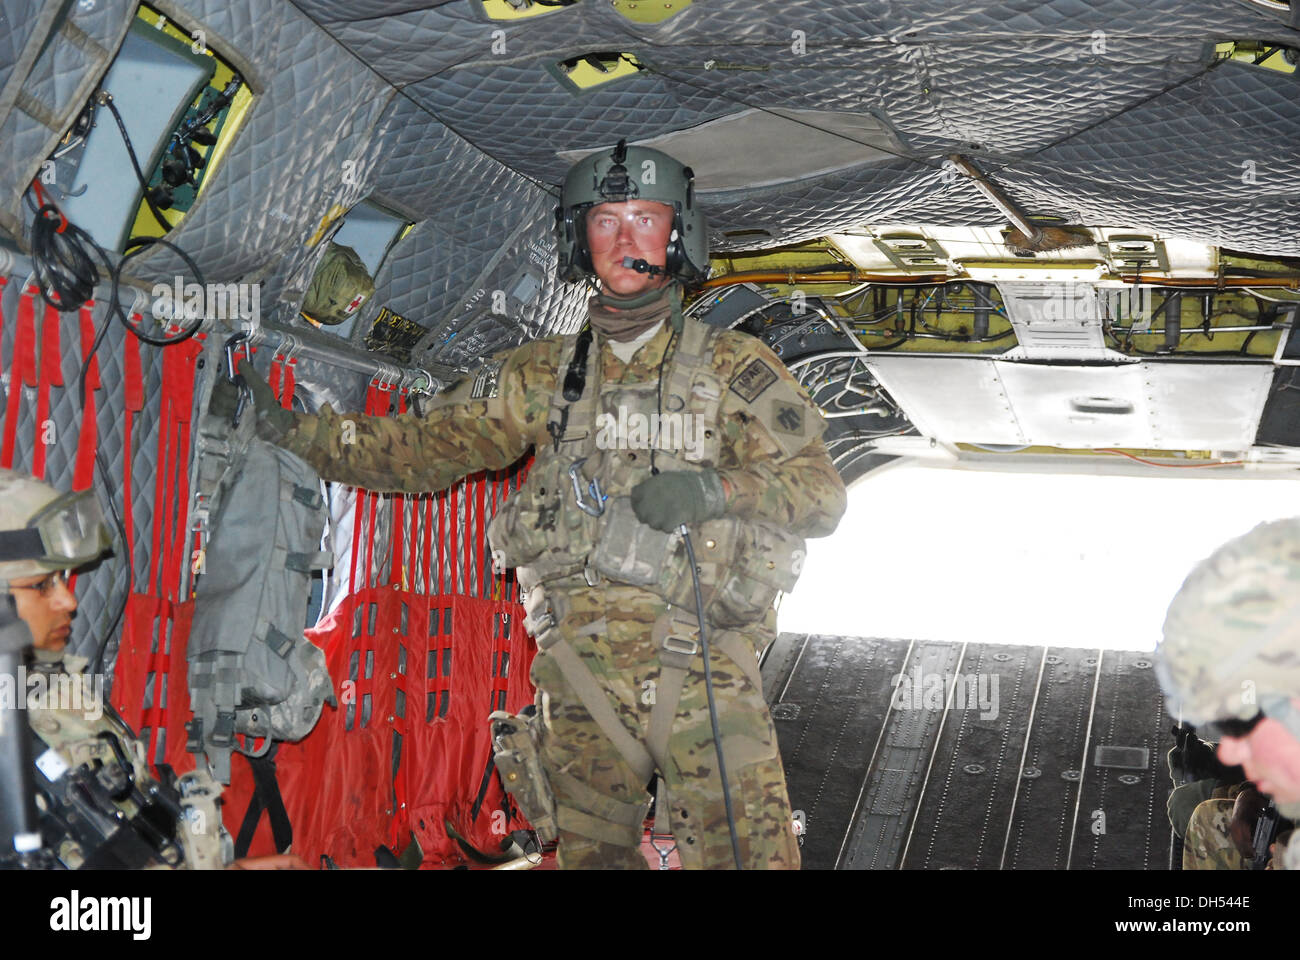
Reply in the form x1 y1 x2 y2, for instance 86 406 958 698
1 286 37 469
162 339 201 600
387 388 407 588
0 279 5 405
141 342 179 747
73 301 101 491
387 594 410 850
122 329 144 571
364 496 378 591
267 356 282 402
110 593 160 729
390 493 405 588
30 300 63 479
348 490 364 598
150 370 176 596
280 359 296 409
141 600 174 753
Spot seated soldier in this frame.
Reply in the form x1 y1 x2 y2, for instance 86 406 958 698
0 469 306 869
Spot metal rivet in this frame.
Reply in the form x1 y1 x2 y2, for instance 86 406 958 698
1118 774 1141 785
963 763 985 775
1062 769 1081 781
387 715 394 723
1133 659 1151 669
390 673 397 680
993 653 1012 662
705 539 715 549
1022 766 1041 779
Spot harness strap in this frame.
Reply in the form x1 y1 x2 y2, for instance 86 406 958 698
646 636 693 774
646 621 761 777
234 748 293 857
536 617 655 785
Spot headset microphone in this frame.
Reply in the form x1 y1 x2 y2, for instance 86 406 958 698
621 256 667 276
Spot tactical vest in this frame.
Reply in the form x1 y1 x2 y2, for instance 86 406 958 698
488 316 806 629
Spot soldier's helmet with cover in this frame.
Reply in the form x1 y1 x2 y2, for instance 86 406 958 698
0 469 112 586
1156 517 1300 744
556 138 709 285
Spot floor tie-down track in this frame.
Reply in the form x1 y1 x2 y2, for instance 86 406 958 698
762 635 1174 870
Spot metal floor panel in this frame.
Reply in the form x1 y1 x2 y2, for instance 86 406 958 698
765 635 1175 870
766 634 910 871
901 643 1039 870
1069 650 1173 870
838 640 963 870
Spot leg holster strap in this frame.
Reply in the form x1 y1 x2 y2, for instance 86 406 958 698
551 769 650 847
556 805 646 848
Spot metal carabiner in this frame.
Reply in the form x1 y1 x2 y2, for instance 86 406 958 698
568 457 608 517
223 331 252 428
647 832 677 871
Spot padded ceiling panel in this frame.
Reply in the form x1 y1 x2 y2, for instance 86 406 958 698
290 0 1300 260
5 0 1299 373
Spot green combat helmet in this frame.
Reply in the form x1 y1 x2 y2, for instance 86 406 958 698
556 138 709 285
1156 517 1300 748
0 470 111 587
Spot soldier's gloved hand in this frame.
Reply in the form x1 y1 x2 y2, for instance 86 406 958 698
631 469 727 533
209 358 296 442
1229 787 1268 860
208 370 241 421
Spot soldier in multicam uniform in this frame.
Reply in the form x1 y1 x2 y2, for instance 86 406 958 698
223 140 847 868
1156 517 1300 871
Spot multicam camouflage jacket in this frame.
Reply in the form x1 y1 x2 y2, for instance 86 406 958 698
279 313 846 544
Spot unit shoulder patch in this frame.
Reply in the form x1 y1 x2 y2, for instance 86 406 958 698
730 358 778 404
771 398 805 436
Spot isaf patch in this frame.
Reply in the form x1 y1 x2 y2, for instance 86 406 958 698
730 358 778 403
771 399 805 436
470 358 504 399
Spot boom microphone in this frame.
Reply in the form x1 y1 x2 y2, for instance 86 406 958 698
621 256 667 276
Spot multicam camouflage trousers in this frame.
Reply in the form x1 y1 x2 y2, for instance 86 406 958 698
529 583 800 870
